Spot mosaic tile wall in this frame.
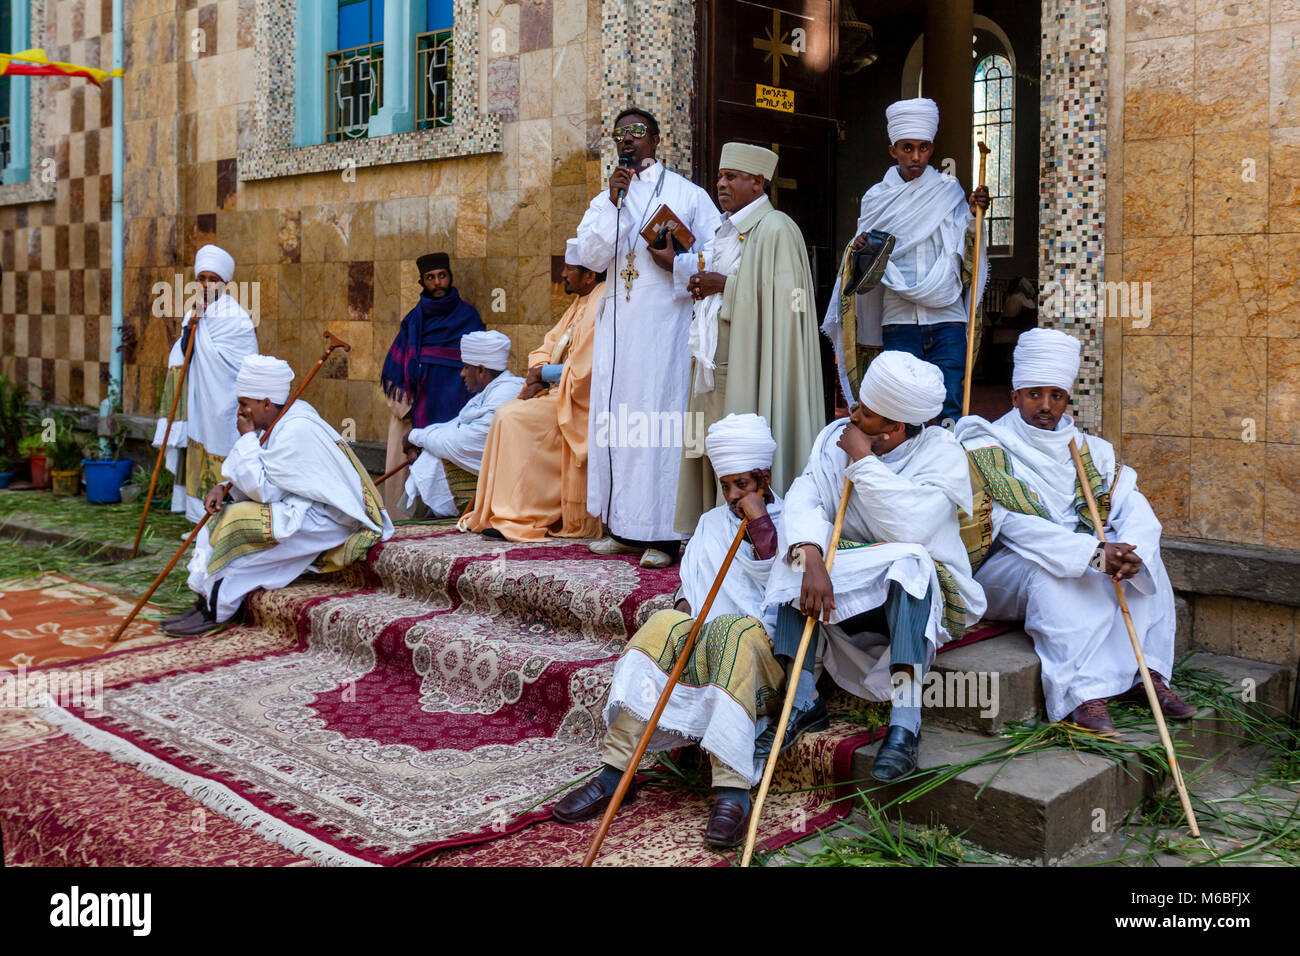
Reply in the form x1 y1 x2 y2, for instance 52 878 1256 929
1039 0 1108 433
1109 0 1300 551
0 0 118 407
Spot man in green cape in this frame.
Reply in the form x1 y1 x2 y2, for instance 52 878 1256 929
672 142 824 532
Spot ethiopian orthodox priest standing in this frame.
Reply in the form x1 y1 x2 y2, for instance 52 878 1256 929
572 107 722 568
675 142 824 532
380 252 484 516
153 243 258 523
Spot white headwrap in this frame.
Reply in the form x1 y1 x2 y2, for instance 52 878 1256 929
718 142 779 180
194 243 235 283
705 413 777 477
885 97 940 145
1012 327 1081 393
460 330 511 370
234 355 294 404
858 350 945 425
564 238 600 271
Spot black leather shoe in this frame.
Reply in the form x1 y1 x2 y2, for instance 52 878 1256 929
160 598 206 626
480 528 506 540
754 697 830 759
870 725 921 783
552 772 637 824
162 607 220 637
704 794 752 848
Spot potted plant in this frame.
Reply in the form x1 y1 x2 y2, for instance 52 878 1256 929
47 411 83 497
19 433 49 488
82 424 134 504
0 373 28 476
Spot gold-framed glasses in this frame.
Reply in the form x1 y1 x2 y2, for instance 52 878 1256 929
611 123 649 141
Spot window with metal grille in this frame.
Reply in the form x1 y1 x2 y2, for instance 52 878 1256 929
415 29 453 129
973 52 1013 256
327 0 384 141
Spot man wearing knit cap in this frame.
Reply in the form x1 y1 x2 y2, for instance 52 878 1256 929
955 328 1194 733
466 242 605 541
675 142 825 535
153 243 259 523
573 106 722 569
764 351 986 781
553 413 789 848
822 97 989 424
381 251 485 517
401 330 524 517
163 355 393 637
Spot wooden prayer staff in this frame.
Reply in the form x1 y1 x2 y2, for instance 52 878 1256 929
109 332 351 644
372 460 407 487
581 516 751 867
960 141 992 419
742 477 853 867
1068 438 1200 838
130 313 201 558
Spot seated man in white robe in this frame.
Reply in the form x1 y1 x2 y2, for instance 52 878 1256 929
163 355 394 637
401 331 524 517
552 414 787 848
764 351 986 782
954 328 1194 732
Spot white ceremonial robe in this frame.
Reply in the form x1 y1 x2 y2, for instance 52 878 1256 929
764 421 986 701
402 371 524 516
573 161 722 541
153 294 259 522
955 410 1175 721
603 497 783 786
187 401 394 621
822 165 986 347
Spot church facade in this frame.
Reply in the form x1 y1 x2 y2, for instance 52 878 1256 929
0 0 1295 663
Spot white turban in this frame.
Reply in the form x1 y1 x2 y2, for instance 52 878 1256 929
885 97 939 145
235 355 294 404
460 330 511 370
194 243 235 282
858 351 945 425
705 413 777 477
1012 327 1081 393
564 238 600 272
718 142 778 180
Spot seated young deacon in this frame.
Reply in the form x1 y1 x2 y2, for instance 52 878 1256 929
551 413 789 849
163 355 394 637
954 328 1194 732
763 351 986 783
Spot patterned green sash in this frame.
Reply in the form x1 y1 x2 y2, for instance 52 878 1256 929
207 500 277 574
1071 441 1113 534
965 441 1116 537
313 441 386 573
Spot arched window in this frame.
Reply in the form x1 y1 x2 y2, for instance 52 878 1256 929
973 51 1013 255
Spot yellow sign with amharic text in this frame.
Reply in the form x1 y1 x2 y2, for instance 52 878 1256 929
755 84 795 113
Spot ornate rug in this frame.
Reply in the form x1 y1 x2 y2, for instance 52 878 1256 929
3 526 1010 866
0 573 170 669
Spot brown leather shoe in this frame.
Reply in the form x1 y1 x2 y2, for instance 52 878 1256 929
703 794 752 848
1067 698 1115 733
551 773 636 824
1120 672 1198 719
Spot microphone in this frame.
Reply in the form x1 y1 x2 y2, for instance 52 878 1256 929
615 150 636 208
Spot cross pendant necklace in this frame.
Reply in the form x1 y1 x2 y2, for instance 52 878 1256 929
621 251 639 301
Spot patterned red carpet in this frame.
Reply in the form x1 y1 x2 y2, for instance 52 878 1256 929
0 526 1008 866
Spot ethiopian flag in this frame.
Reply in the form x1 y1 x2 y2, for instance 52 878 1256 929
0 48 121 86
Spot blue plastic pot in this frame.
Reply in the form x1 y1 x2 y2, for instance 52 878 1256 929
114 458 134 485
0 471 13 489
83 458 130 504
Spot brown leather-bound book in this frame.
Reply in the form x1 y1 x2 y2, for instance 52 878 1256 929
639 204 696 249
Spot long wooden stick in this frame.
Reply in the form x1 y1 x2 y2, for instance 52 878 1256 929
741 477 853 866
373 459 407 487
581 515 751 867
131 312 201 558
109 333 351 643
961 141 991 419
1068 438 1199 838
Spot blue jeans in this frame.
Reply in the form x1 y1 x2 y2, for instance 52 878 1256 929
881 321 967 425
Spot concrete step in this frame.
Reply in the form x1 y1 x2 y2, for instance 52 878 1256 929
849 651 1290 862
926 629 1043 735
